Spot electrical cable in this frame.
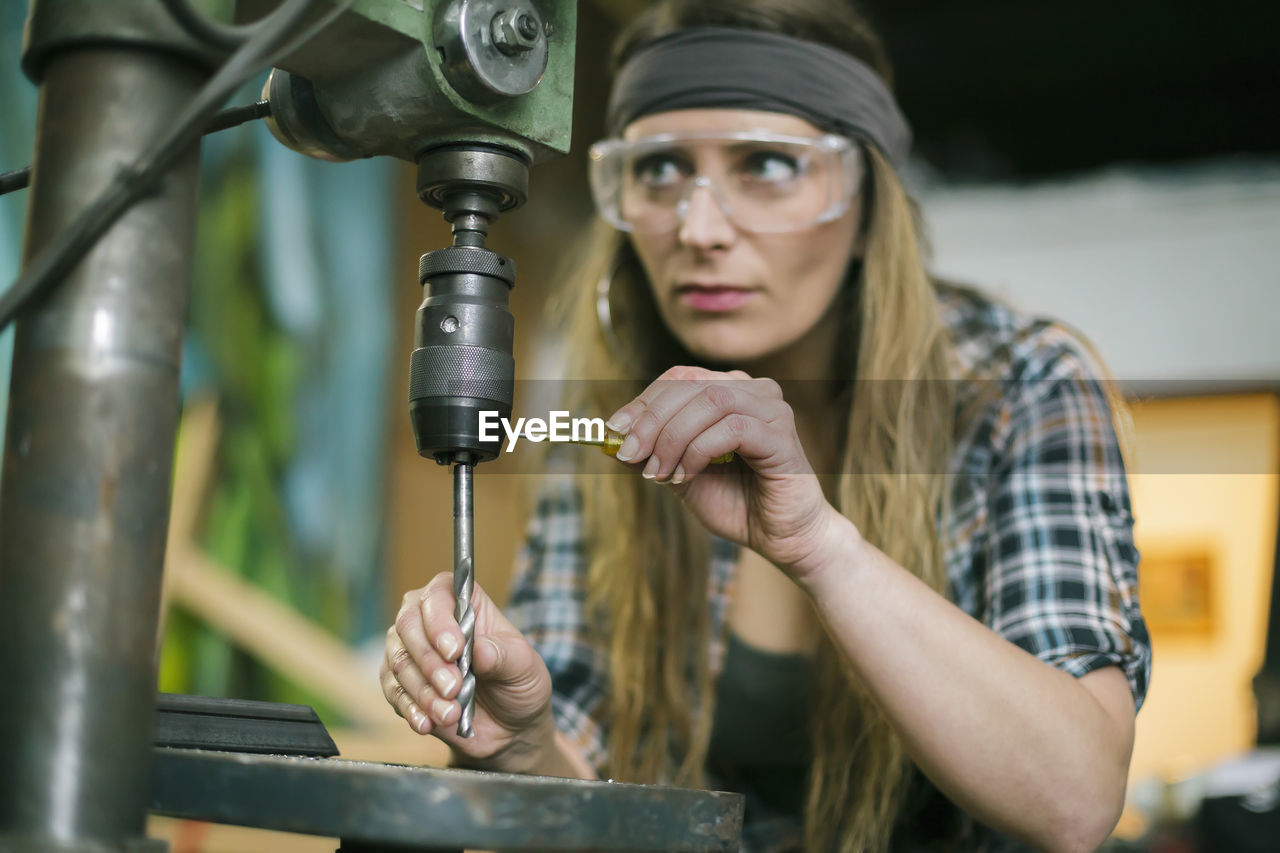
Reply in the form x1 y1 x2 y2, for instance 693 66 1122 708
0 99 274 198
0 0 355 333
0 167 28 196
202 97 273 134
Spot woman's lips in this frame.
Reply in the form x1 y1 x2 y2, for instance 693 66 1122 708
676 284 756 312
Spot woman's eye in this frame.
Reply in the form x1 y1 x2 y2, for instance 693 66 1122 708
741 151 802 183
631 154 688 186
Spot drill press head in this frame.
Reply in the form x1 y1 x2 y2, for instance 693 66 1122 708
247 0 574 465
409 146 528 466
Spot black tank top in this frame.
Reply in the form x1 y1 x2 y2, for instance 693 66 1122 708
707 631 814 815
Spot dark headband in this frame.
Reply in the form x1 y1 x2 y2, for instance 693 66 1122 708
606 26 912 170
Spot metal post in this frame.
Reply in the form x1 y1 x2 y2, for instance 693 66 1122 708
0 42 204 848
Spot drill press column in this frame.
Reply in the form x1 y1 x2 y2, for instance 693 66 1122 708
0 30 208 852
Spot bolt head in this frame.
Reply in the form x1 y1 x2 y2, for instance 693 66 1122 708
491 8 541 54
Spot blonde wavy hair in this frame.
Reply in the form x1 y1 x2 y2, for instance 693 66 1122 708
541 2 959 849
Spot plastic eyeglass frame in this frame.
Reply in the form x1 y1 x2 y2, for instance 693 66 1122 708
587 129 862 234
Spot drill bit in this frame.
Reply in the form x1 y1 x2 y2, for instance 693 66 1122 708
569 429 736 464
452 458 477 738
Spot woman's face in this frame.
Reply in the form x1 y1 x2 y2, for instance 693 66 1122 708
622 109 862 372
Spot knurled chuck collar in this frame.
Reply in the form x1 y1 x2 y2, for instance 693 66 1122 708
419 247 516 287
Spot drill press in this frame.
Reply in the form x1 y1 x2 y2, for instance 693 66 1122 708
257 0 559 736
2 1 745 849
1 0 561 842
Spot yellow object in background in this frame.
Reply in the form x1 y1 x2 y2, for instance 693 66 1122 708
1126 393 1279 788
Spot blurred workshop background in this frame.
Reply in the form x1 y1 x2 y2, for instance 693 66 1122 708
1 1 1278 850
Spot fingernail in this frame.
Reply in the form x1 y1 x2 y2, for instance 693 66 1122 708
615 433 640 462
432 668 458 696
642 455 661 480
438 632 459 660
432 698 455 723
412 707 430 733
606 412 632 433
670 464 685 484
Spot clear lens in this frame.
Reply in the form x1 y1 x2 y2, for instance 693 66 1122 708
588 131 860 234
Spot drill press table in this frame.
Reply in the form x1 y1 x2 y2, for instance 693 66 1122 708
150 748 744 852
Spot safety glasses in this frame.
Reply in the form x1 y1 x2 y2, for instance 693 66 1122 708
587 130 862 235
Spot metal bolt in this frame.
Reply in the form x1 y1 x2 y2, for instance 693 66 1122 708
491 8 540 55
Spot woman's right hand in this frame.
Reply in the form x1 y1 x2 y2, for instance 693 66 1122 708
381 572 555 772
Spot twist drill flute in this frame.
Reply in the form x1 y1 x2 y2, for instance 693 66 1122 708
452 457 477 737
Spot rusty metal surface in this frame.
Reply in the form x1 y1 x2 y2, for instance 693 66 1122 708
0 39 204 848
150 749 744 851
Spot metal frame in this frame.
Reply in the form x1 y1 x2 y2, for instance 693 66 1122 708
151 749 743 851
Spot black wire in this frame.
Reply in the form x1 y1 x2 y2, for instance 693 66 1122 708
0 99 274 199
0 0 353 333
0 166 29 196
202 98 273 134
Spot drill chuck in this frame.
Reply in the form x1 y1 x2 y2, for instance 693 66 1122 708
407 147 529 738
409 246 516 464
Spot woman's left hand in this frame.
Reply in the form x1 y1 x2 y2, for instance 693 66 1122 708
606 365 843 578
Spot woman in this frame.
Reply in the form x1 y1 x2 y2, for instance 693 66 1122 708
380 1 1150 850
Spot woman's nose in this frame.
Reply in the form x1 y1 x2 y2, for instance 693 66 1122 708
677 178 737 249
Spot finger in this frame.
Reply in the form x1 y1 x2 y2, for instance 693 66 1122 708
648 386 792 482
384 628 461 733
745 374 784 402
385 623 461 708
470 628 545 688
380 659 432 735
383 658 460 732
392 579 469 706
611 369 753 467
392 585 439 678
387 649 460 730
611 368 778 428
394 614 455 722
604 365 721 437
676 411 805 480
417 573 465 663
682 369 783 403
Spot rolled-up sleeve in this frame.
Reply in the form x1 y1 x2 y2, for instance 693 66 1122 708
504 475 612 773
983 329 1151 711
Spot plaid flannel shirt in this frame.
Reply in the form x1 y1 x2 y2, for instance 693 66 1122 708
504 284 1151 852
